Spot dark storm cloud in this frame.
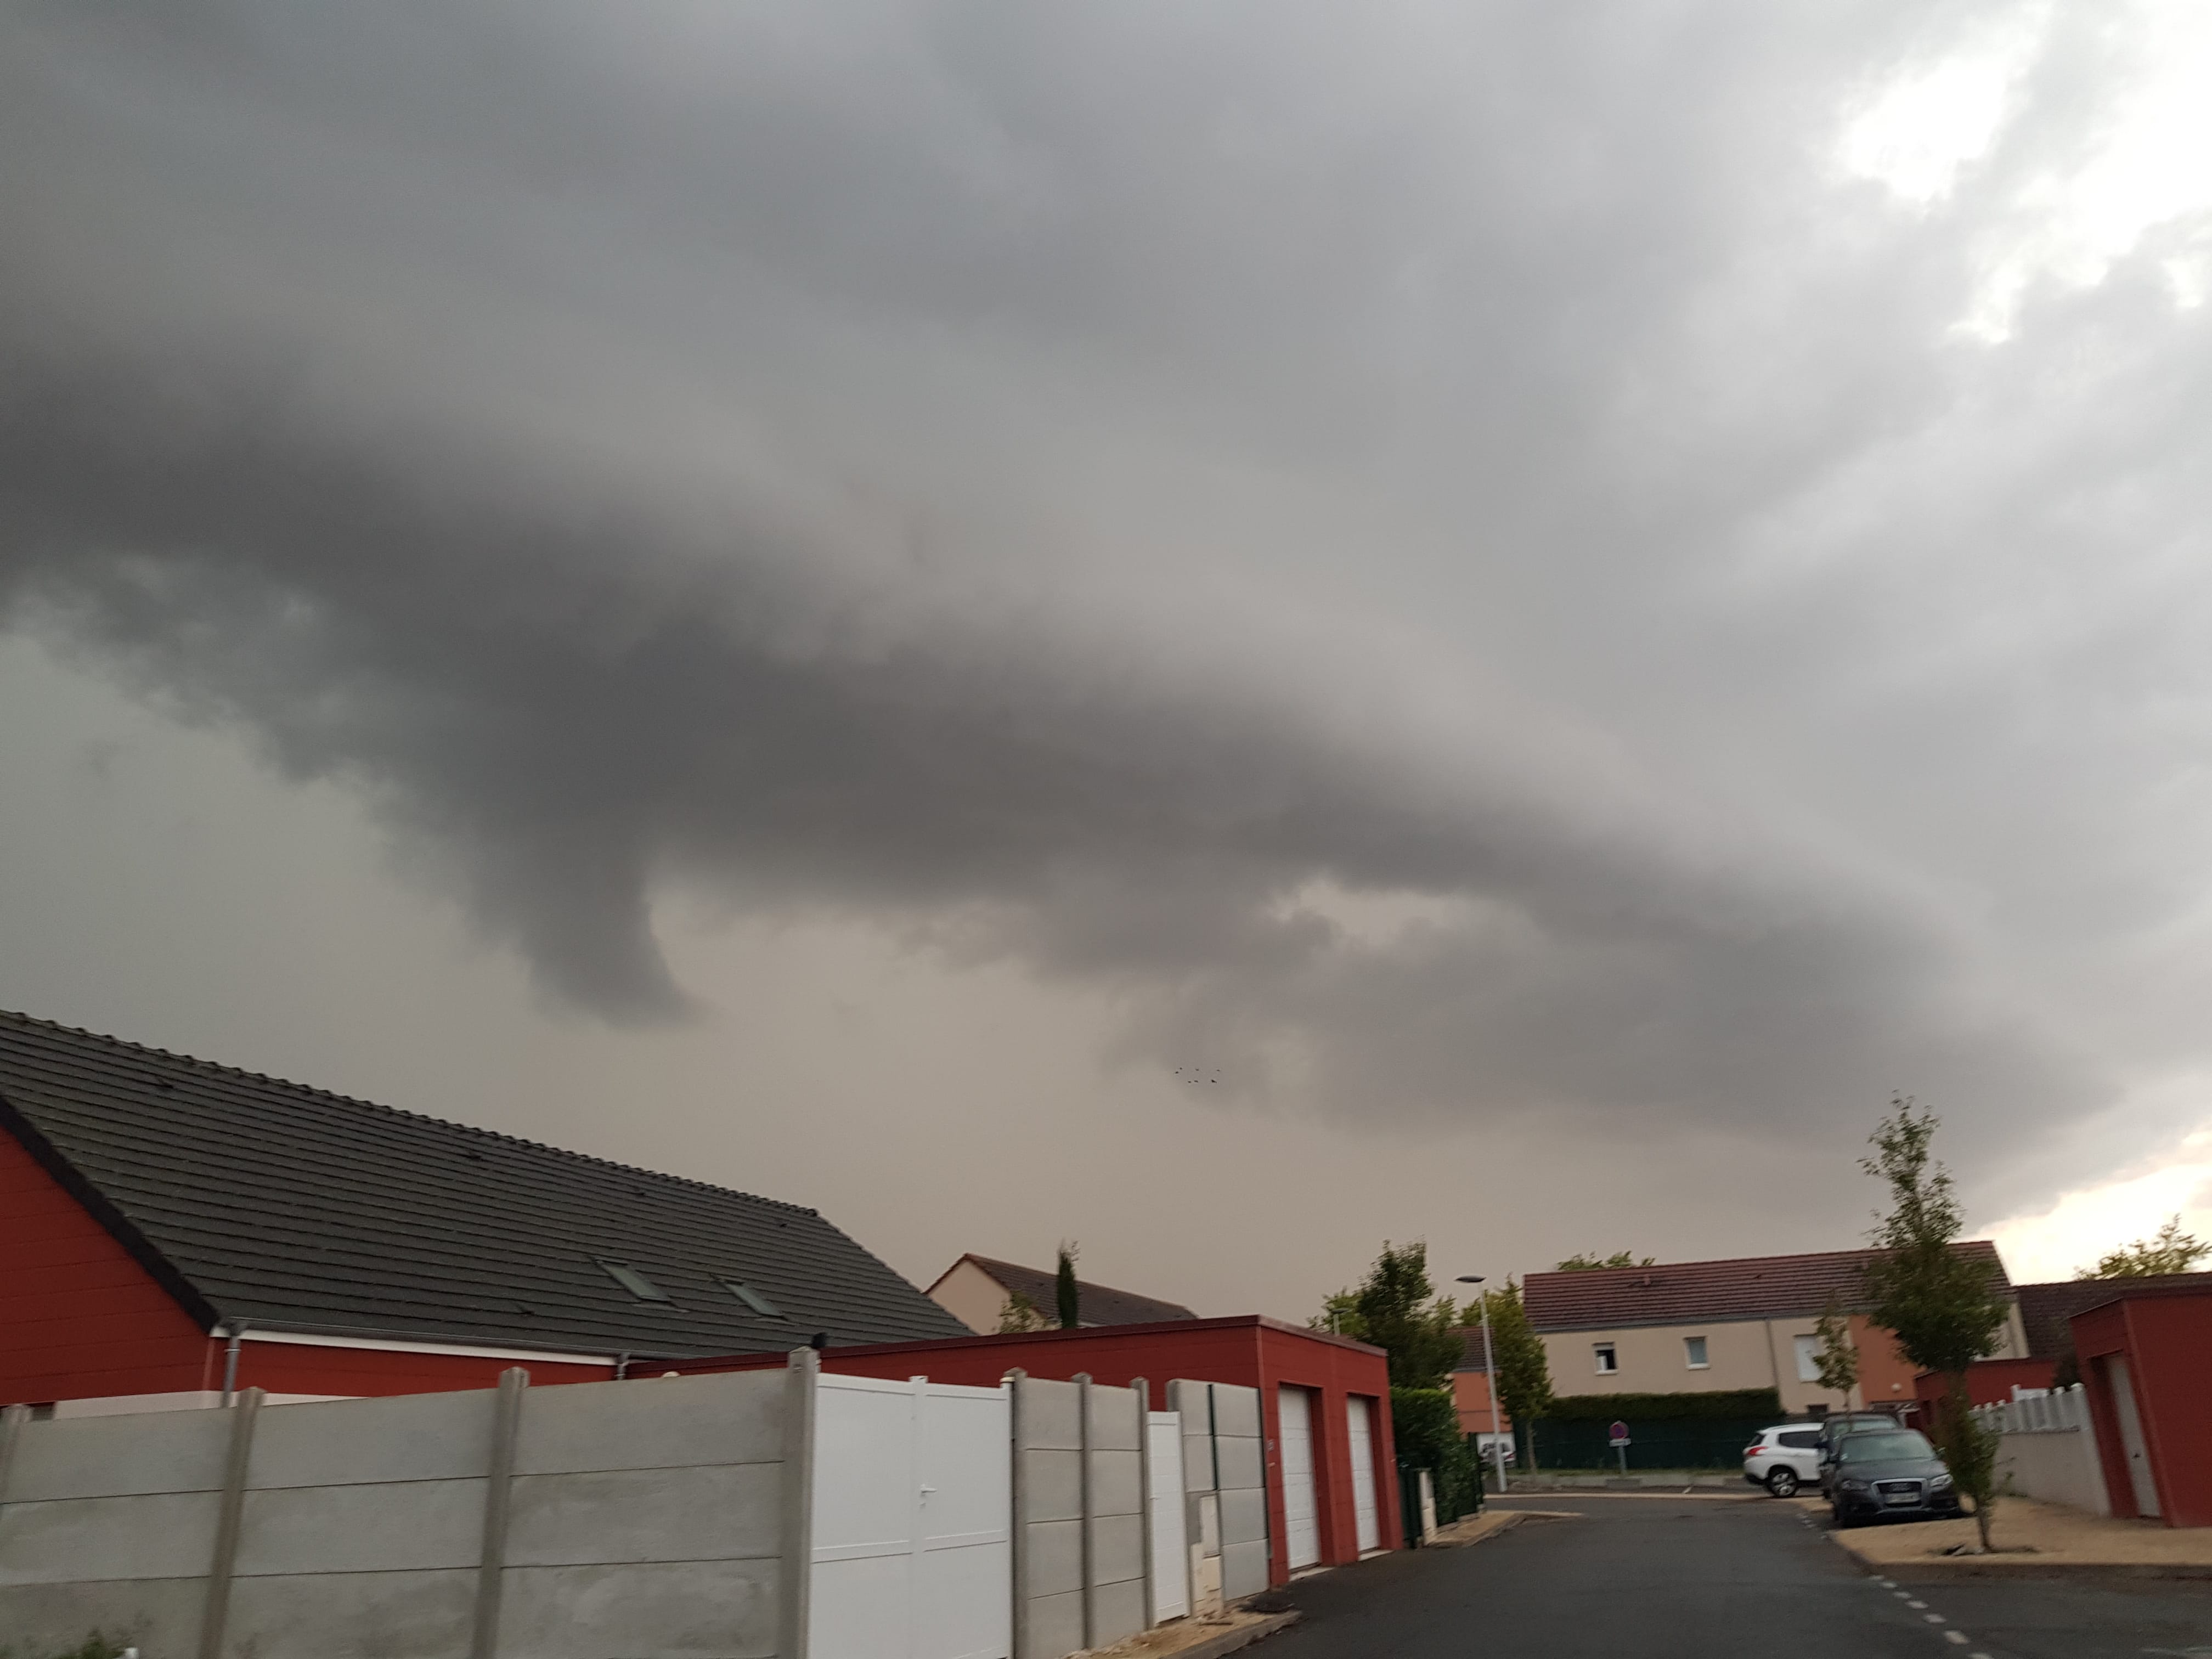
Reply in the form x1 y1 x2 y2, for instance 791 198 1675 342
4 1 2207 1161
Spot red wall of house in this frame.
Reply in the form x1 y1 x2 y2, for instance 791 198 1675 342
1 1130 214 1404
673 1316 1404 1575
2075 1291 2212 1527
1451 1370 1507 1438
230 1341 612 1397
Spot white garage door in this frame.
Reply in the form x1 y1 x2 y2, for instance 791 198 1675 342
1344 1396 1380 1553
1277 1385 1321 1570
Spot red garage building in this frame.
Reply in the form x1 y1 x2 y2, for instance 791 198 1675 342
672 1316 1404 1580
2074 1284 2212 1528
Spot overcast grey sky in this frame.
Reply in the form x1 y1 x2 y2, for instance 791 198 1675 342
5 0 2211 1315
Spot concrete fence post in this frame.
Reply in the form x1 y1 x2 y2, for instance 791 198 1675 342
1073 1372 1094 1651
778 1346 821 1659
0 1402 30 1509
1131 1378 1153 1630
1003 1369 1028 1659
196 1385 265 1659
469 1367 529 1659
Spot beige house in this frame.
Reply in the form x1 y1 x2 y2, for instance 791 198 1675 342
1524 1244 2030 1416
925 1253 1198 1335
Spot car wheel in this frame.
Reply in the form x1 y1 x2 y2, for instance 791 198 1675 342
1767 1467 1799 1498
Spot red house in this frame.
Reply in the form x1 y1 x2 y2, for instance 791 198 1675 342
669 1315 1404 1580
0 1011 967 1413
2074 1284 2212 1528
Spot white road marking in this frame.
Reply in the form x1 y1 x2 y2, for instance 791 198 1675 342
1944 1632 1969 1646
1926 1614 1947 1624
1908 1598 1928 1608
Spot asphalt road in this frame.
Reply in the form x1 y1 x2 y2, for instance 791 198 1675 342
1257 1494 2212 1659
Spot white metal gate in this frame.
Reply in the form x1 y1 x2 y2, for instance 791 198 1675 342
1146 1410 1190 1622
810 1373 1012 1659
1277 1385 1321 1570
1345 1396 1380 1553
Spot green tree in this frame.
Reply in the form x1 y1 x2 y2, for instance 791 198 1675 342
1812 1297 1860 1403
1315 1241 1463 1389
997 1290 1049 1333
1054 1242 1081 1329
2076 1215 2212 1280
1476 1278 1554 1440
1858 1096 2012 1551
1554 1250 1655 1271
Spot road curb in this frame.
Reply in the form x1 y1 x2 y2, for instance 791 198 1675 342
1827 1531 2212 1583
1163 1611 1302 1659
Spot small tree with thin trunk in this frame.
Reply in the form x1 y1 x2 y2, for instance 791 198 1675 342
1481 1278 1554 1464
1055 1242 1081 1330
997 1291 1049 1333
1812 1296 1860 1405
1858 1096 2012 1550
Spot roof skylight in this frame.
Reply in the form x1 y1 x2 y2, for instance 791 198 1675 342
596 1259 670 1302
722 1279 782 1318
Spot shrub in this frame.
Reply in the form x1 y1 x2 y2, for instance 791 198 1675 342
1538 1389 1782 1423
1391 1386 1481 1519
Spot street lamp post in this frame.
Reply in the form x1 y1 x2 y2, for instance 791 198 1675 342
1456 1275 1509 1493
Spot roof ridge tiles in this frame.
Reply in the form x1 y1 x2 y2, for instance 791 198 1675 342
0 1008 817 1217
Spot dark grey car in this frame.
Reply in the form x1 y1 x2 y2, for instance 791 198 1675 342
1826 1428 1964 1526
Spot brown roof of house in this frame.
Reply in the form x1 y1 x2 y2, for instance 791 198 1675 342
2015 1273 2212 1357
1523 1243 2010 1333
952 1254 1197 1328
1452 1328 1492 1373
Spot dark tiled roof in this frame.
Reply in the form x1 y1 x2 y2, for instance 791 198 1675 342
2016 1274 2212 1357
0 1011 968 1357
960 1255 1197 1328
1452 1328 1492 1373
1524 1243 2010 1333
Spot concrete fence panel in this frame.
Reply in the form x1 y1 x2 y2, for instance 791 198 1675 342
1164 1381 1267 1607
0 1363 800 1659
1977 1385 2110 1517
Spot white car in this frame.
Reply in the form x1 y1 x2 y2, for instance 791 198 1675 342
1742 1423 1825 1497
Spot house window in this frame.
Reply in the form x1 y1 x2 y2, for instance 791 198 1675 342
1793 1334 1822 1383
721 1279 782 1318
596 1259 670 1302
1593 1342 1618 1375
1684 1336 1709 1369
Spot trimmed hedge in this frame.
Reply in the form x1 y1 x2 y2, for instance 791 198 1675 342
1390 1387 1481 1519
1541 1389 1781 1423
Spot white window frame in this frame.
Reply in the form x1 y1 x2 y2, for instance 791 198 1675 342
1793 1334 1822 1384
1683 1335 1709 1370
1593 1342 1618 1375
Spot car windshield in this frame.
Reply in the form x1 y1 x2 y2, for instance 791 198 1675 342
1839 1431 1933 1463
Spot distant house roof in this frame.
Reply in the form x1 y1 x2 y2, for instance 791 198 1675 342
940 1254 1197 1328
0 1011 968 1358
1452 1328 1492 1373
2015 1274 2212 1357
1523 1243 2011 1334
